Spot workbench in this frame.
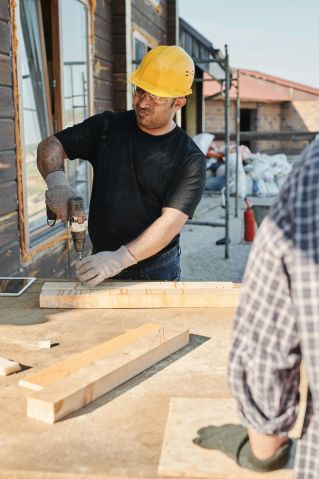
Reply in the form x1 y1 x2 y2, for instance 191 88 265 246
0 280 293 479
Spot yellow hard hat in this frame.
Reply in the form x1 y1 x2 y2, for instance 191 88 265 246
129 45 195 98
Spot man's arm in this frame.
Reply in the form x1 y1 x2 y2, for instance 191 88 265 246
228 212 300 457
126 207 188 261
37 135 68 179
76 207 188 286
37 136 77 222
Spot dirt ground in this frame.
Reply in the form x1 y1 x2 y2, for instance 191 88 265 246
180 192 274 282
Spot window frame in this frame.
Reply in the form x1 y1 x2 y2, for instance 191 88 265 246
15 0 93 261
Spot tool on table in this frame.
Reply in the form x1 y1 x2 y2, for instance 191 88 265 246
47 197 87 276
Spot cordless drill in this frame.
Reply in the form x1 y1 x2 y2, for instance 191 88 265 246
67 196 87 260
46 196 87 259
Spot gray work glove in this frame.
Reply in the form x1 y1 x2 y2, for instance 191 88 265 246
75 246 137 286
45 171 77 223
193 424 294 472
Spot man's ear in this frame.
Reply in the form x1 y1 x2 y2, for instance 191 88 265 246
174 97 186 111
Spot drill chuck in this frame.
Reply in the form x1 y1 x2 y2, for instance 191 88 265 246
68 196 87 255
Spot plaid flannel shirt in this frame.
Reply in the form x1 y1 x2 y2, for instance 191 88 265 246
228 140 319 479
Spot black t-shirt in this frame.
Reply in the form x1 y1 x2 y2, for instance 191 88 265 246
55 110 206 254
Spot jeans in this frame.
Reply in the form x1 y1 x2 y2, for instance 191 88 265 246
205 175 226 191
114 244 181 281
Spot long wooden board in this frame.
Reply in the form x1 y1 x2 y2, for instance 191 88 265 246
26 324 189 423
39 281 240 309
20 323 163 391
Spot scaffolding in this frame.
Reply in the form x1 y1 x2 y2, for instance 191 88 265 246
189 45 237 259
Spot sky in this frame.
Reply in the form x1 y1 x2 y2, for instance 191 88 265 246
178 0 319 89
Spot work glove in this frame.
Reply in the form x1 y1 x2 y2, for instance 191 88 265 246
45 171 77 223
75 246 137 286
193 424 294 472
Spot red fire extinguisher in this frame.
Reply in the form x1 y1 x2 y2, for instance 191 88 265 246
244 198 256 242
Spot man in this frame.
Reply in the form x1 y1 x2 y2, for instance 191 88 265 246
37 46 206 285
194 140 319 477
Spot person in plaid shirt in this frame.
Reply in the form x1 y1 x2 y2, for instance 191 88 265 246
228 139 319 477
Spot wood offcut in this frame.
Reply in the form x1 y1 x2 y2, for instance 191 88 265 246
39 281 240 309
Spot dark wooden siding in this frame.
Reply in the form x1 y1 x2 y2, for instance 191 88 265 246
0 1 20 276
94 0 113 113
112 0 127 111
132 0 167 44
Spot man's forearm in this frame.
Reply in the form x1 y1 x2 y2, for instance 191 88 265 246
248 428 289 460
37 136 66 179
126 207 187 262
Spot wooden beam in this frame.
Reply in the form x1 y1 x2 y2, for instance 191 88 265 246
20 323 167 391
26 323 189 423
39 281 240 309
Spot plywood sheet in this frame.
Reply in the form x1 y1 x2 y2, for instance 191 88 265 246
158 398 292 479
26 324 189 423
39 281 240 309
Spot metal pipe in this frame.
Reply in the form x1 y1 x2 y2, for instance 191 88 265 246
224 45 231 259
235 69 240 217
186 221 225 227
192 58 225 64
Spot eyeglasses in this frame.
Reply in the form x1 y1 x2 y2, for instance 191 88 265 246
133 86 172 105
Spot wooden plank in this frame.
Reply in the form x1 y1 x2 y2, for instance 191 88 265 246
0 86 13 117
95 0 112 21
0 151 16 183
94 99 113 113
39 281 240 309
26 324 189 423
20 322 165 390
0 212 19 246
0 180 17 216
94 35 112 62
94 77 113 101
94 14 112 43
0 57 12 86
0 242 20 276
0 120 15 150
0 1 9 21
94 58 112 81
0 21 10 55
158 398 292 478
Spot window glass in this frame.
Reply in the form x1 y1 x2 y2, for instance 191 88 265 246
135 37 147 63
19 0 51 236
60 0 90 209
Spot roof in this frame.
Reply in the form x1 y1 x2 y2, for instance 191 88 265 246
179 18 226 81
204 69 319 102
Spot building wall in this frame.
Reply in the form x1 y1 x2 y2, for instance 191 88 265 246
256 103 282 152
0 1 20 276
205 95 319 154
205 99 236 137
132 0 168 45
94 0 113 113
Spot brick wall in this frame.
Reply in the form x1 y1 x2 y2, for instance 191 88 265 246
205 96 319 154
